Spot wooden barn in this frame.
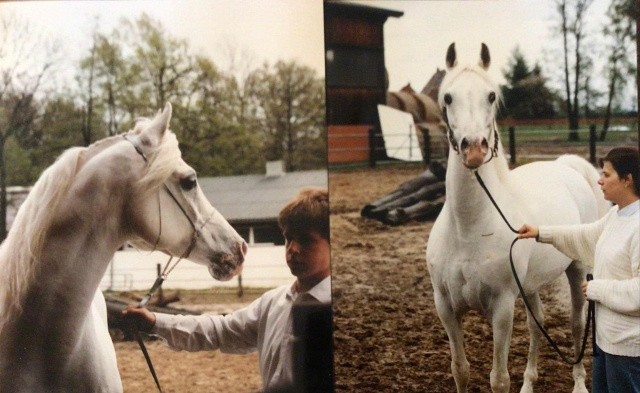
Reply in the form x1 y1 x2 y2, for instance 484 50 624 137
324 1 403 164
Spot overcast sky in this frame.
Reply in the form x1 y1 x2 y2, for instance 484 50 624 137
1 0 635 108
356 0 616 94
0 0 325 80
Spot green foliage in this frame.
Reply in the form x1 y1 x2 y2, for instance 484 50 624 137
500 47 560 120
4 137 35 186
8 12 327 184
249 60 326 172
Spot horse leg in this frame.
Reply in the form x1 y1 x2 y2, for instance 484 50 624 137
566 261 588 393
434 290 469 393
489 294 516 393
520 291 544 393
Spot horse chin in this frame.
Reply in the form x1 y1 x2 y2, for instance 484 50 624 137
463 156 484 169
208 262 243 281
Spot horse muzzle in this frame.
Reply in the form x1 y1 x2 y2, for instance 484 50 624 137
207 241 246 281
462 138 489 169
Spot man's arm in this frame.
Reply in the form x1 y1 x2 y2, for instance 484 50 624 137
123 298 263 354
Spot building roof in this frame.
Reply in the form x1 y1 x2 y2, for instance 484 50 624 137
324 1 404 19
199 169 328 224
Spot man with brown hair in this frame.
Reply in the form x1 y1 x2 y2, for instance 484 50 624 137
122 187 331 392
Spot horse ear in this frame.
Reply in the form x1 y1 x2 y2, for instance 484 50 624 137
479 43 491 70
446 43 457 70
143 102 172 146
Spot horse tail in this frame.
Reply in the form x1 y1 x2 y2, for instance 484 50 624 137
556 154 610 218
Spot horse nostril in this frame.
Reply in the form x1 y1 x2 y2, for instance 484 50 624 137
481 138 489 149
460 138 469 151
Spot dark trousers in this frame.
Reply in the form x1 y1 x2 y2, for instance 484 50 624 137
592 344 640 393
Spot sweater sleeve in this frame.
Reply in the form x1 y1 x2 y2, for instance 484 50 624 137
586 278 640 316
586 229 640 316
537 211 611 268
150 297 262 354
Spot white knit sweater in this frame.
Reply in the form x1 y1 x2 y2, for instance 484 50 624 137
538 203 640 357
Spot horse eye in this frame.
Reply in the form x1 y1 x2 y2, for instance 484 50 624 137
444 93 453 105
180 175 197 191
488 92 496 103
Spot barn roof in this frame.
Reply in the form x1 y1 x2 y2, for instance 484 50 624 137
324 1 404 19
199 169 328 224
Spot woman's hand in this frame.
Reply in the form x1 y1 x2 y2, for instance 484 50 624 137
122 305 157 333
518 224 539 240
581 281 590 301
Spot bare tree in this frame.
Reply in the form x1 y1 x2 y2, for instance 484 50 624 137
121 13 196 111
78 17 100 146
0 12 60 239
554 0 594 141
599 0 636 141
221 38 258 124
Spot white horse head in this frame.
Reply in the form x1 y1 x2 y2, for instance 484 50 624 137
123 103 246 281
440 43 501 169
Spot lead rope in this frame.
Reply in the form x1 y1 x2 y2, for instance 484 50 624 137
123 133 206 392
133 213 206 393
133 224 202 393
474 170 596 364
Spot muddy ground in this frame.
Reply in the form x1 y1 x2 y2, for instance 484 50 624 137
329 163 594 393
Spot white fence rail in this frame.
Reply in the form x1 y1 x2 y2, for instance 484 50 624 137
100 244 293 291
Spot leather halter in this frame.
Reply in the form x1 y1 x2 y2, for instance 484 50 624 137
122 133 217 392
122 134 209 264
442 105 500 165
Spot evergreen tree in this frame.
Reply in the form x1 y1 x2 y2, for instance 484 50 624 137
500 47 559 120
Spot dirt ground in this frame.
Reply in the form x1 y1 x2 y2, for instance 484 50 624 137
114 159 601 393
114 289 265 393
329 163 594 393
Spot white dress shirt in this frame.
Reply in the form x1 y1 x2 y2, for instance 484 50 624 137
151 276 332 390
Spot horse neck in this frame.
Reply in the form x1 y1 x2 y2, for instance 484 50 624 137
445 150 511 229
1 144 134 341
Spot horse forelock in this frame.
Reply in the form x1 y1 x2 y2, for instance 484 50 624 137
0 147 83 316
128 119 182 194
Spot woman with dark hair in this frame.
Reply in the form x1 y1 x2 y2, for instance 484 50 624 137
519 146 640 393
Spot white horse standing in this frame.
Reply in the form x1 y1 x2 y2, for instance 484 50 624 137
426 44 609 393
0 103 247 392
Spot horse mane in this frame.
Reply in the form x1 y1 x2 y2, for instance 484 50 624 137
0 122 181 319
0 147 83 317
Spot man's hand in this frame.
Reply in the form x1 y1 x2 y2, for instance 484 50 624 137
122 305 156 333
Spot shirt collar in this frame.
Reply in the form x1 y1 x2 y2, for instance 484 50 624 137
618 200 639 217
305 276 332 304
290 276 331 304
